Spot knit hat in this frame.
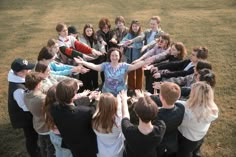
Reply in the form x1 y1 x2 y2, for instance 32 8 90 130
11 58 35 72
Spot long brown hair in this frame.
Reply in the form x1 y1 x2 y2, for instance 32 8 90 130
92 93 118 133
129 20 142 36
42 85 57 130
83 24 97 44
171 42 187 59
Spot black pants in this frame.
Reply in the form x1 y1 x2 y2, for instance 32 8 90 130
177 131 203 157
23 126 40 157
79 70 98 91
38 134 55 157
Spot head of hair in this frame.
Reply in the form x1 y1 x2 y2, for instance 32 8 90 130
83 23 97 43
42 85 57 130
47 38 57 48
92 93 118 133
134 96 158 123
160 33 171 48
35 62 49 73
56 23 67 33
187 81 218 121
193 46 208 59
129 20 142 36
37 46 55 61
198 69 216 88
115 16 126 25
56 79 78 104
98 17 111 30
160 82 181 105
171 42 187 59
25 72 44 90
150 16 161 24
107 48 122 62
196 60 212 72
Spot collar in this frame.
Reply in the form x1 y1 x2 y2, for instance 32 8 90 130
8 70 25 83
58 36 69 42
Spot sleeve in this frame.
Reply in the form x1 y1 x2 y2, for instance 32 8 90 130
120 33 131 44
121 118 133 134
123 63 129 72
161 67 194 78
49 62 73 76
142 46 156 59
157 59 187 70
101 62 107 71
59 46 83 58
74 40 93 54
96 30 104 42
153 120 166 140
13 89 29 111
164 75 189 86
131 32 146 43
153 51 169 63
146 39 157 49
52 74 70 82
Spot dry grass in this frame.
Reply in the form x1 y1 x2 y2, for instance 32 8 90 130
0 0 235 156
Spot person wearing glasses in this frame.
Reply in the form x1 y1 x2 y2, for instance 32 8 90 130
131 33 171 92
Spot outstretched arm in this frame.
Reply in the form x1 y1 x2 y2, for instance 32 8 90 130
118 90 130 119
128 58 152 71
74 57 103 72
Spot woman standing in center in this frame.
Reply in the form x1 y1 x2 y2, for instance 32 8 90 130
120 20 144 90
74 48 151 96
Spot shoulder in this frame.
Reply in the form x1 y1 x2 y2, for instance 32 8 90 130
120 62 129 68
153 120 166 132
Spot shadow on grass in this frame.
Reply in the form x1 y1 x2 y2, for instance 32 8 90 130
0 122 28 157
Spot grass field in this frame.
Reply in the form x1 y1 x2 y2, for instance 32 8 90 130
0 0 235 156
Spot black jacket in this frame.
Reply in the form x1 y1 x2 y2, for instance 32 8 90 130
156 59 194 78
153 103 185 155
50 99 97 157
8 82 33 128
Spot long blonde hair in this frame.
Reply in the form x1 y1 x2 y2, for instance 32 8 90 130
92 93 118 133
186 81 218 121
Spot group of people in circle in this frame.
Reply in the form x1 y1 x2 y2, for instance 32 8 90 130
7 15 218 157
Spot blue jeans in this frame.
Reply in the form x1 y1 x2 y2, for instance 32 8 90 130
49 132 72 157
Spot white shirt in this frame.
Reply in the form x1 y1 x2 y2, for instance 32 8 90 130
178 101 218 141
93 99 124 157
8 70 29 111
57 35 77 49
184 62 194 71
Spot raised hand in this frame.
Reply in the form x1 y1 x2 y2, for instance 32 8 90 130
141 45 148 53
92 49 103 56
73 57 83 64
83 54 95 61
152 82 162 89
153 72 161 79
80 66 90 74
150 66 158 73
135 89 144 98
89 91 101 101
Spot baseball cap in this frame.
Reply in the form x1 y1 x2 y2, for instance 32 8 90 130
68 26 78 34
11 58 35 72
